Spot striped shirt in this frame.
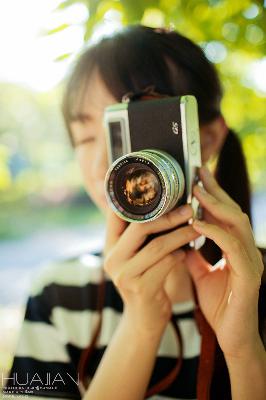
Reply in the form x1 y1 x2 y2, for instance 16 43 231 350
4 252 201 399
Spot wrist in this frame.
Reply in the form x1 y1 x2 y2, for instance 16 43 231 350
224 336 265 366
225 339 266 400
121 310 168 344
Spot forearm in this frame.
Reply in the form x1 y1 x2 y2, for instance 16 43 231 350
226 340 266 400
83 314 165 400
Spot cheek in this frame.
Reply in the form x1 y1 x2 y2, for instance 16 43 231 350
76 150 94 187
77 155 99 202
75 147 108 199
201 146 212 164
200 132 215 163
77 152 88 172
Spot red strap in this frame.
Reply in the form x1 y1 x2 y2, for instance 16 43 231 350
192 278 217 400
78 272 106 396
145 315 183 398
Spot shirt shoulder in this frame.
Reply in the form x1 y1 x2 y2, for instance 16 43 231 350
29 252 104 298
23 252 109 332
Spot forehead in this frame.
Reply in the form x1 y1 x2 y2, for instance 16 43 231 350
73 69 118 117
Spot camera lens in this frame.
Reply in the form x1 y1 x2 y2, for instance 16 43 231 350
105 149 185 222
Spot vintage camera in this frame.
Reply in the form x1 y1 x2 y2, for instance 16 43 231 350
104 95 205 249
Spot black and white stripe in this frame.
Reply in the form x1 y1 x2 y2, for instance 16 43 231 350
5 254 201 399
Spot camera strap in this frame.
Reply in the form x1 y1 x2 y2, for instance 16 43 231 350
121 85 169 103
193 282 217 399
77 272 216 399
77 269 106 397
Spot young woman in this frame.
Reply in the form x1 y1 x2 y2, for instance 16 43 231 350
6 25 266 400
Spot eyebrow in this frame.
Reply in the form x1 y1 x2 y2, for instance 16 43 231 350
70 112 93 123
74 136 95 147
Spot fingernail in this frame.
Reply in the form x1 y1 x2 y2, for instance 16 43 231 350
193 219 205 228
195 184 207 195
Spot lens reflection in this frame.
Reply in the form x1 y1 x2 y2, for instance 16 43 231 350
123 168 159 206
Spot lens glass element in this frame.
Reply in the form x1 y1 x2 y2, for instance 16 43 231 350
105 149 185 222
123 168 159 207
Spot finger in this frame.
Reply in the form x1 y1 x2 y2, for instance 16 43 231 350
192 220 262 286
193 184 258 263
110 204 193 262
124 225 200 278
199 166 240 210
193 183 247 227
104 207 128 256
138 250 186 297
185 249 211 283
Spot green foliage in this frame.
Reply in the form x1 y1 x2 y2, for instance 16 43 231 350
0 83 74 200
0 199 102 240
0 82 86 239
46 23 70 35
52 0 266 51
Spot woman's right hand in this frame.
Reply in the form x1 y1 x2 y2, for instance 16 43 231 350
103 204 200 339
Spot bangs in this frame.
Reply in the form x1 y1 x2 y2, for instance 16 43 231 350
62 25 222 145
62 50 97 126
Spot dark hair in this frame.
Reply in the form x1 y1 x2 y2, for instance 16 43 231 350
62 25 256 399
63 25 222 130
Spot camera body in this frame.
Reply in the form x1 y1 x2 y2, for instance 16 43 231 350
104 95 205 249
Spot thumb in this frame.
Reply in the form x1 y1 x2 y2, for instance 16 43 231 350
104 207 128 256
185 249 210 284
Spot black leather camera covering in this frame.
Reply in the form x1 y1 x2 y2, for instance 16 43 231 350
128 97 187 207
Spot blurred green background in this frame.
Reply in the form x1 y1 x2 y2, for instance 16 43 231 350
0 0 266 382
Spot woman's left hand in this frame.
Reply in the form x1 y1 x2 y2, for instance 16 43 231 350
185 165 264 360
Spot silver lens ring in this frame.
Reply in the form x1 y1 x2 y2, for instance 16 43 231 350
142 149 184 215
105 149 185 223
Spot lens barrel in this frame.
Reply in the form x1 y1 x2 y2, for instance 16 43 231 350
105 149 185 222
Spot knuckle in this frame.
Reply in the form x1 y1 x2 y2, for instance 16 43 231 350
255 273 262 288
132 221 150 241
162 252 182 270
183 226 197 241
132 222 146 236
209 196 220 207
212 180 220 191
103 255 113 273
233 203 242 212
164 211 176 228
174 249 186 260
155 290 164 302
131 279 144 295
114 271 133 292
248 273 262 293
240 212 250 226
256 250 264 275
164 253 176 267
161 302 172 318
148 237 164 256
113 271 125 289
230 238 243 253
257 249 264 264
